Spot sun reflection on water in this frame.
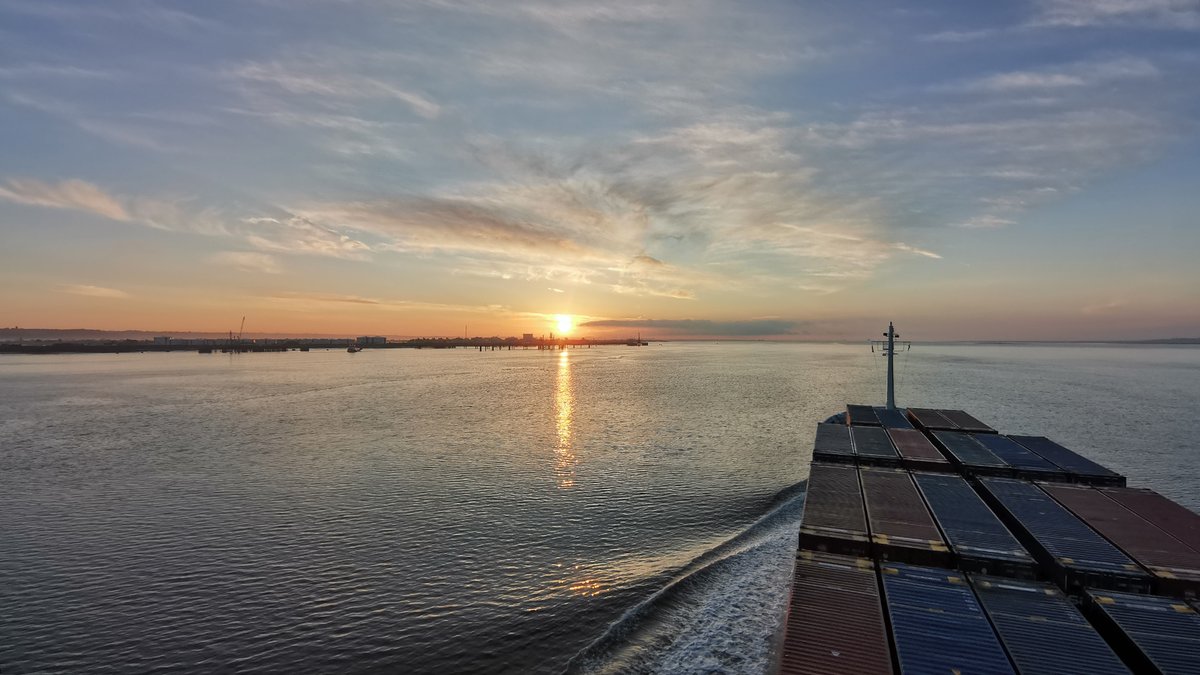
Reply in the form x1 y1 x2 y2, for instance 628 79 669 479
554 350 576 489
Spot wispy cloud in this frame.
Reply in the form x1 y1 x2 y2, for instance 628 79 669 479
230 62 441 119
582 317 805 336
58 284 130 299
943 57 1160 93
209 251 282 274
0 178 130 220
1030 0 1200 29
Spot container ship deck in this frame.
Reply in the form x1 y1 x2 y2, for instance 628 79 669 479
779 325 1200 674
781 403 1200 675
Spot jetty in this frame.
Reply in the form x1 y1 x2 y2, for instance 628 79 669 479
779 323 1200 674
0 336 651 355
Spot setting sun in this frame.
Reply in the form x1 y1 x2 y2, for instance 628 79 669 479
555 314 573 336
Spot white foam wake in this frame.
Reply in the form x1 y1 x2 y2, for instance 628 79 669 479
566 482 806 674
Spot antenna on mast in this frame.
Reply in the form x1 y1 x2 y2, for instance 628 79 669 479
869 321 910 410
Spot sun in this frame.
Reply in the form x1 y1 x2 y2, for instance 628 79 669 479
555 314 573 336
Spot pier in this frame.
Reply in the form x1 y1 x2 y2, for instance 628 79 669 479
0 336 652 355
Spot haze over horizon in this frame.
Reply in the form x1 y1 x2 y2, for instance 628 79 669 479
2 1 1199 341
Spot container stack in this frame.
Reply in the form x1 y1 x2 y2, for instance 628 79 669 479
778 404 1200 675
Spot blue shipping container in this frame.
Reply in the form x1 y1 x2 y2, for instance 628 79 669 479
880 562 1015 674
932 430 1011 474
1084 589 1200 675
978 478 1151 593
972 434 1065 478
1009 435 1125 486
913 472 1036 578
971 575 1130 675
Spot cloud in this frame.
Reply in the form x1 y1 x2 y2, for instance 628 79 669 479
956 215 1019 229
1030 0 1200 29
944 57 1160 93
581 318 806 336
0 178 130 221
58 284 130 299
242 216 372 260
1082 297 1129 315
209 251 283 274
230 62 441 119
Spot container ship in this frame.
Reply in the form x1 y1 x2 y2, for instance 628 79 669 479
779 324 1200 675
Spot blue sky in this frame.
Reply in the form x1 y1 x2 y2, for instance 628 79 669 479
1 0 1198 339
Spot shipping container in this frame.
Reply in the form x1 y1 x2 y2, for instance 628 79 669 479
1083 589 1200 675
779 552 893 675
977 477 1152 594
1043 484 1200 598
799 462 870 556
932 430 1012 476
846 404 881 426
913 472 1037 578
970 575 1131 675
812 423 855 464
879 562 1015 674
1100 487 1200 554
873 406 915 429
937 409 997 434
860 468 951 566
906 407 959 431
851 426 901 467
973 434 1068 480
888 428 951 471
1009 435 1126 486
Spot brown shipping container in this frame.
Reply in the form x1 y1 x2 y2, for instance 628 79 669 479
780 552 893 675
888 428 950 469
1100 486 1200 553
799 463 870 556
860 467 951 566
906 407 958 431
936 409 997 434
1043 484 1200 596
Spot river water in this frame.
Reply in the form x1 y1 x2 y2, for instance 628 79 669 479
1 342 1197 673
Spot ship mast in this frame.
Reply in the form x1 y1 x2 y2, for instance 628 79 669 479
870 321 909 410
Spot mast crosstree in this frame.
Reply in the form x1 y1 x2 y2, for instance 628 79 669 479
869 321 911 410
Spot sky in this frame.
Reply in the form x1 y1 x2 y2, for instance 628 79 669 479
1 0 1198 341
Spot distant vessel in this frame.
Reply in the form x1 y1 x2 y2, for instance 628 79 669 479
347 345 361 353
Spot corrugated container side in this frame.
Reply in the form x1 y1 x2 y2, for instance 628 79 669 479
860 468 951 566
977 477 1152 594
937 409 998 434
1043 484 1200 598
1100 487 1200 554
973 434 1068 480
851 426 901 467
888 428 951 472
812 423 855 464
780 552 893 675
1083 589 1200 675
906 407 959 431
846 404 881 426
872 406 915 429
1009 435 1126 486
971 575 1131 675
932 430 1013 476
913 472 1037 578
880 563 1015 674
799 463 870 556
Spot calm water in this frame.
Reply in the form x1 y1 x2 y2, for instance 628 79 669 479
1 343 1198 674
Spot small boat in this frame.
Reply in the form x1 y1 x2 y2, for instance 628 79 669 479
347 345 361 353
